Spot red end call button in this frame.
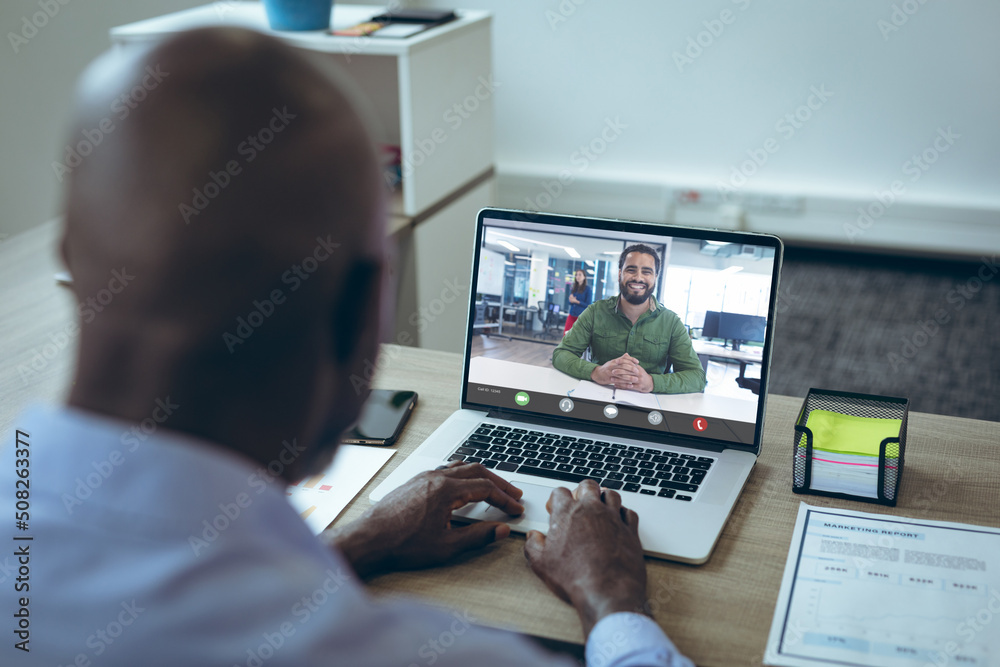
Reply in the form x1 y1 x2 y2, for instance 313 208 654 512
693 417 708 432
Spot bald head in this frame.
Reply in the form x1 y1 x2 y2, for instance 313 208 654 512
61 28 387 479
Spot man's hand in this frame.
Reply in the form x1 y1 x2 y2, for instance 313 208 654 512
524 481 648 636
590 353 654 393
324 461 524 578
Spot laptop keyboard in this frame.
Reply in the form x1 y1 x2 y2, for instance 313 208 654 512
448 422 715 501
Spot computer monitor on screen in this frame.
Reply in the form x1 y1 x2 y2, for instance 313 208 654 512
718 312 766 351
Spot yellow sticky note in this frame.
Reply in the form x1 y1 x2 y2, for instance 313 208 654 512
804 409 901 457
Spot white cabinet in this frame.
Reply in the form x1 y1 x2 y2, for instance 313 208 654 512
111 3 495 352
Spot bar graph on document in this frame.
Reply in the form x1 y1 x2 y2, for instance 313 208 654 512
285 444 394 534
766 504 1000 667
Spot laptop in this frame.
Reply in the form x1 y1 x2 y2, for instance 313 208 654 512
371 208 783 564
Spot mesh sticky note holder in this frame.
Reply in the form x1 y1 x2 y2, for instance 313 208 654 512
792 388 909 506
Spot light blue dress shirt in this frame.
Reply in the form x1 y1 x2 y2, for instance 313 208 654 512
0 406 693 667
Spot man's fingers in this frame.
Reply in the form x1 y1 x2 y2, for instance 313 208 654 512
449 521 510 555
442 461 524 500
523 529 545 566
573 479 602 502
601 488 623 513
546 486 573 515
449 477 525 516
622 506 640 532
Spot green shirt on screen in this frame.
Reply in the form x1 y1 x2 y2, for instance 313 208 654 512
552 295 707 394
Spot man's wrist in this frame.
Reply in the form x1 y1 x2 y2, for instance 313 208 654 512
323 520 391 578
571 589 650 636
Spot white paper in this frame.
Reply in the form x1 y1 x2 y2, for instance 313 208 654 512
765 503 1000 667
285 445 394 534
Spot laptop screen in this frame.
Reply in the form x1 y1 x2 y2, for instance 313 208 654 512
462 209 782 449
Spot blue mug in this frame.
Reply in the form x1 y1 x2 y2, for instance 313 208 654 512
262 0 334 31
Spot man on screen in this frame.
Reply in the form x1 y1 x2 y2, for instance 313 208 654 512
552 244 707 394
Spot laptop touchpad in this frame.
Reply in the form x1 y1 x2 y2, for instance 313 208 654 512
453 482 555 531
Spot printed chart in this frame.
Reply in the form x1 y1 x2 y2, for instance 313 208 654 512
766 504 1000 667
285 444 394 534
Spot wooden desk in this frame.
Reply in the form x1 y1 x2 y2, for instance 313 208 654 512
4 220 1000 666
347 349 1000 666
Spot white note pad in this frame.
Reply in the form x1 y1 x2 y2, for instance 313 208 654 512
766 503 1000 667
286 445 394 534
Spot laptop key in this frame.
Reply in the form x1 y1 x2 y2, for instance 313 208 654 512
495 462 518 472
537 453 554 461
676 495 693 501
512 428 527 433
654 470 673 480
448 454 465 462
492 437 509 445
659 480 698 493
640 489 657 495
672 473 691 483
517 465 586 484
623 483 641 493
570 458 588 467
521 435 539 444
622 458 638 466
669 458 686 466
456 446 478 456
697 456 713 462
588 453 606 462
604 464 621 473
574 466 591 475
508 456 525 464
686 461 711 470
658 488 676 498
539 445 556 453
604 455 621 464
642 477 658 486
602 480 624 490
528 431 543 437
494 426 511 431
605 472 625 481
493 453 509 462
679 454 695 460
466 457 482 464
540 461 557 470
482 460 498 469
652 455 671 464
524 458 541 467
556 447 572 456
521 442 540 451
537 438 555 445
554 455 571 464
638 461 655 470
625 474 643 484
469 434 492 443
557 463 575 473
489 444 506 452
621 466 638 475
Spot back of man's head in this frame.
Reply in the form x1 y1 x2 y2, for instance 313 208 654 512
61 28 386 477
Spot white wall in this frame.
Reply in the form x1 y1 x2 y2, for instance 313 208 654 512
0 0 208 238
410 0 1000 256
6 1 999 254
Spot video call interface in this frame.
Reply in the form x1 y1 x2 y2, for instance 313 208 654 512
463 215 779 446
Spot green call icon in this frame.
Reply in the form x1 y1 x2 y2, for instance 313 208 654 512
514 391 530 406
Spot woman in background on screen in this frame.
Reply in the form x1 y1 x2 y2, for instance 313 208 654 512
564 269 592 334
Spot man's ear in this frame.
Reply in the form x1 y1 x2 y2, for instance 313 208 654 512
330 259 382 365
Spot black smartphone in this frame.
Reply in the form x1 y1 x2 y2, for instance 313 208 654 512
340 390 417 446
